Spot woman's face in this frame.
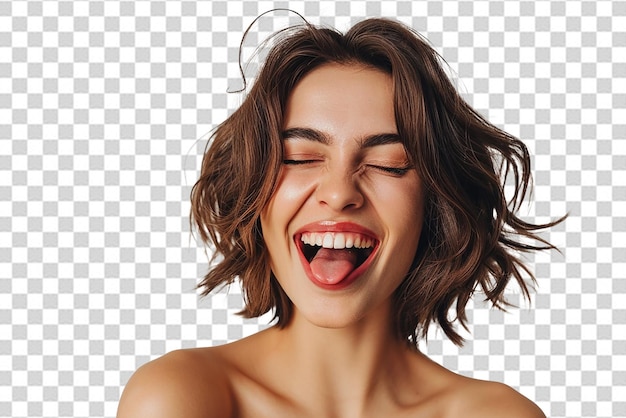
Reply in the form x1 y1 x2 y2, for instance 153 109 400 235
261 63 424 328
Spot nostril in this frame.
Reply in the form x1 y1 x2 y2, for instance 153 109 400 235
315 177 365 211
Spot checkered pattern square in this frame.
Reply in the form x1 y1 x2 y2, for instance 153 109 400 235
1 1 624 417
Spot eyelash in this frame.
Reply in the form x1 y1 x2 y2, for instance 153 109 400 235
282 160 410 176
283 159 317 165
372 166 411 175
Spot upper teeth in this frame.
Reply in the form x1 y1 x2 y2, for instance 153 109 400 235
300 232 374 249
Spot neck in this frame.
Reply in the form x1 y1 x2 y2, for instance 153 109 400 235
265 301 418 415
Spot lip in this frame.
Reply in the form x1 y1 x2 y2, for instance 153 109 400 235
294 221 380 290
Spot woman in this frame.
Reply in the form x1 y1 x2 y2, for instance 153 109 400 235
118 17 560 417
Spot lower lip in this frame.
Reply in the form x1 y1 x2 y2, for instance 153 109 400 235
295 237 378 290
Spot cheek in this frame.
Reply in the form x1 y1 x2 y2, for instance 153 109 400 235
260 171 315 246
277 170 317 200
401 194 425 246
264 172 316 221
373 178 423 218
375 180 424 256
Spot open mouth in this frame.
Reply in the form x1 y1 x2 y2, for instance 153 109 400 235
296 231 378 287
300 232 375 265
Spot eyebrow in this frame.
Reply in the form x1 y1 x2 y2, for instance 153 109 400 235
281 127 402 148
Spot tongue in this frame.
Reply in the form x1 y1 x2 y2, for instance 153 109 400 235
309 248 358 285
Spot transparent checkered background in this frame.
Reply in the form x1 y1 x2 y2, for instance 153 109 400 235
1 0 624 417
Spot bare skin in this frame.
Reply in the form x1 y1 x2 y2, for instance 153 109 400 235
117 64 546 418
117 320 545 418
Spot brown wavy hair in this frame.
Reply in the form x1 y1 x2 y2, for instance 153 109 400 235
190 17 564 346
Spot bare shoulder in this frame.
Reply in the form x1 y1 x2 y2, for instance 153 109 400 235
116 348 234 418
450 378 546 418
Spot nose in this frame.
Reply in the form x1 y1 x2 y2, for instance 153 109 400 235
314 168 364 212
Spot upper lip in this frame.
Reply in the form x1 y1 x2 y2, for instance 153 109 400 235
294 221 379 241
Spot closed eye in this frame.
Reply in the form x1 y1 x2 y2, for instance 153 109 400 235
283 159 319 165
368 165 412 176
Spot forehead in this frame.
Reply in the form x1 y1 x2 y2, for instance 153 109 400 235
283 63 396 136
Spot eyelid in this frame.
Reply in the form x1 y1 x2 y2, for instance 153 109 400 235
283 159 318 165
367 164 412 175
282 152 325 166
